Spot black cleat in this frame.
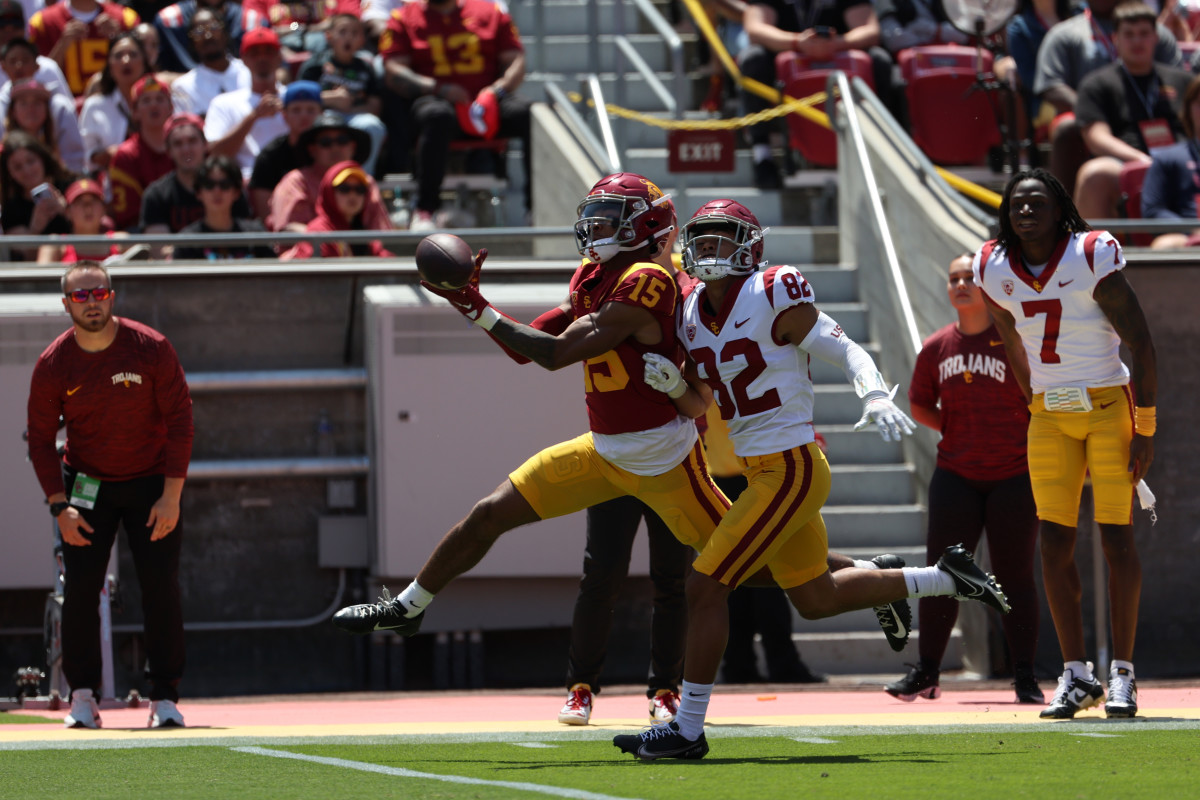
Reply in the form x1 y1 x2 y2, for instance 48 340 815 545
1013 664 1045 704
1040 662 1105 719
332 587 425 635
936 544 1011 614
871 554 912 651
885 664 941 701
613 722 709 761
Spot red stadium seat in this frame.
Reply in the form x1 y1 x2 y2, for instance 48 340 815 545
898 45 1002 165
776 50 874 167
1118 160 1153 246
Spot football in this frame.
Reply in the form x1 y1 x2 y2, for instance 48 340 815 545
416 233 476 290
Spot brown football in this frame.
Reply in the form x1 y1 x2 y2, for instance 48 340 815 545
416 233 476 289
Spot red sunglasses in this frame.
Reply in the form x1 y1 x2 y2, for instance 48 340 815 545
66 287 112 303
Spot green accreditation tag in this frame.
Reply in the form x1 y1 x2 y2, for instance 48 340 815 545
69 473 101 510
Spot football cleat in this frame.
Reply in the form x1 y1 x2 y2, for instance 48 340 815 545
1105 665 1138 718
613 721 709 760
648 689 680 724
149 699 185 728
885 664 941 701
557 684 593 725
332 586 425 635
871 554 912 651
1013 664 1045 704
1040 662 1105 719
64 688 101 729
936 544 1011 614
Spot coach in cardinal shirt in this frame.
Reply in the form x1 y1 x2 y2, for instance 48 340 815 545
26 261 193 731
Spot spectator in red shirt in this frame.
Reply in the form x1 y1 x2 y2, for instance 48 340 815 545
379 0 533 230
26 260 193 730
883 254 1042 705
37 177 128 263
109 74 175 230
281 160 394 258
29 0 140 95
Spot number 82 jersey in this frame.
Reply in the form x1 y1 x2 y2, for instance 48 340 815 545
679 265 818 458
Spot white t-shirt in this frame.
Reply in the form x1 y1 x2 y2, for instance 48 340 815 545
78 91 131 169
171 59 251 116
203 84 287 179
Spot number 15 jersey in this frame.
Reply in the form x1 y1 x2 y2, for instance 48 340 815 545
679 265 817 458
973 231 1129 394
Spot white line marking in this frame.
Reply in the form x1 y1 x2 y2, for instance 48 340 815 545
1074 733 1122 738
793 737 839 744
510 742 559 748
231 745 643 800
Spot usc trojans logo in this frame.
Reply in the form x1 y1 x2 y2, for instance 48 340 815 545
639 179 664 201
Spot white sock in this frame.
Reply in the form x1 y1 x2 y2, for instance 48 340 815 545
853 559 877 570
674 681 711 740
1110 659 1134 678
903 566 956 597
752 143 771 163
397 581 433 618
1065 660 1093 681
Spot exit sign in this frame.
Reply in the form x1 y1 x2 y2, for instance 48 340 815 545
667 129 736 173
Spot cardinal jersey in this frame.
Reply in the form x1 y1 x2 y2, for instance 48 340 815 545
29 3 140 95
974 231 1129 394
679 265 817 458
379 0 523 96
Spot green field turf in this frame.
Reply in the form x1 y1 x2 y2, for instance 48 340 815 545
3 727 1198 800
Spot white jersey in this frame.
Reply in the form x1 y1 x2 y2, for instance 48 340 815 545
679 265 817 457
973 231 1130 394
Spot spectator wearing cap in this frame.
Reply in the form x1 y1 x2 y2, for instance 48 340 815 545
0 130 75 259
109 75 175 229
170 7 248 116
282 160 395 259
37 177 131 263
298 13 385 176
78 32 149 170
0 8 71 100
248 78 319 220
173 153 275 260
29 0 140 96
268 108 390 232
0 77 85 173
154 0 244 74
204 26 284 180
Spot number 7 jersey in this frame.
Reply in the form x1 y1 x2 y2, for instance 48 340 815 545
973 231 1130 394
679 265 818 457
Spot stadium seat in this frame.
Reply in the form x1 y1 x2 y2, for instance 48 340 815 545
776 50 874 168
898 45 1002 165
1118 160 1153 247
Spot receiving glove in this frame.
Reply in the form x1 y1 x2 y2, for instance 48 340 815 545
643 353 687 399
853 384 917 442
420 248 500 328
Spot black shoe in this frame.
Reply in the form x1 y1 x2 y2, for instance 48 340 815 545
613 721 709 760
331 587 425 635
871 554 912 652
1013 664 1044 704
1040 662 1105 719
936 544 1011 614
753 158 783 190
885 663 941 701
770 661 827 684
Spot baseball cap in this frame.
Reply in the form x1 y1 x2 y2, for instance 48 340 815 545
9 79 49 101
131 75 167 105
283 80 321 107
331 164 369 188
0 0 24 25
240 27 280 56
164 112 206 141
65 178 104 205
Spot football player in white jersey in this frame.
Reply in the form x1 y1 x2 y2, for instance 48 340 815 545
614 199 1012 761
974 169 1157 721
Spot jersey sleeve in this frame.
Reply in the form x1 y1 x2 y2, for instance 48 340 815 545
908 335 940 411
606 263 677 318
496 7 524 52
761 264 816 311
1086 230 1125 286
378 9 410 59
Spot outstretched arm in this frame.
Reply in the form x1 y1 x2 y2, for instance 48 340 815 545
1095 271 1157 482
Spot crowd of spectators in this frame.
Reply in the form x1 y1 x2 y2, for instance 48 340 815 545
0 0 532 260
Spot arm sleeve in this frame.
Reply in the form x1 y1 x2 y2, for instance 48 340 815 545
26 357 67 498
155 338 194 479
908 339 939 410
798 311 884 391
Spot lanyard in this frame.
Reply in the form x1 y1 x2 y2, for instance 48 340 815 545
1120 65 1161 119
1086 9 1118 61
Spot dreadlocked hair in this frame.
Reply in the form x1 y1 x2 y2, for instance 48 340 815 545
995 168 1090 255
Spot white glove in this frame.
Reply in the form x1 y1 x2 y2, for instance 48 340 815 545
854 385 916 442
643 353 687 399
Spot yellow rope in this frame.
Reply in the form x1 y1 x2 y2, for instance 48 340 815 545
565 88 829 130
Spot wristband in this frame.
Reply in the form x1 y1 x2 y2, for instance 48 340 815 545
1134 406 1156 436
475 305 501 331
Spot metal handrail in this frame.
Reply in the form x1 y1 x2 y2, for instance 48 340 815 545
587 73 622 171
543 81 616 172
614 36 676 113
626 0 686 121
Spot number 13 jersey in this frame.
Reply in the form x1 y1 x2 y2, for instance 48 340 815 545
679 265 817 458
973 231 1129 394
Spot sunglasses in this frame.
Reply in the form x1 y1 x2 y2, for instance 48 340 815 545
66 287 112 303
198 179 237 191
315 134 353 148
189 21 224 37
334 183 367 195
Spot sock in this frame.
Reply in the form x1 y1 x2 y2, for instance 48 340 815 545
752 143 771 163
397 581 433 618
1110 659 1134 678
902 566 956 597
674 680 711 740
1065 660 1093 681
853 559 877 570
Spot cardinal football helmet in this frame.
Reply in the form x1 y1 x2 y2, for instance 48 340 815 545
680 199 766 280
575 172 675 263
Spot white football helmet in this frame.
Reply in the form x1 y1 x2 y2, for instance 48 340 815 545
680 199 767 281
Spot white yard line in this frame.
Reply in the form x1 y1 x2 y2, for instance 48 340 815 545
232 745 644 800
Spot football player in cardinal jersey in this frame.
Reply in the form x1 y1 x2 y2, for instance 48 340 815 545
974 169 1158 721
615 199 1012 760
329 173 733 638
